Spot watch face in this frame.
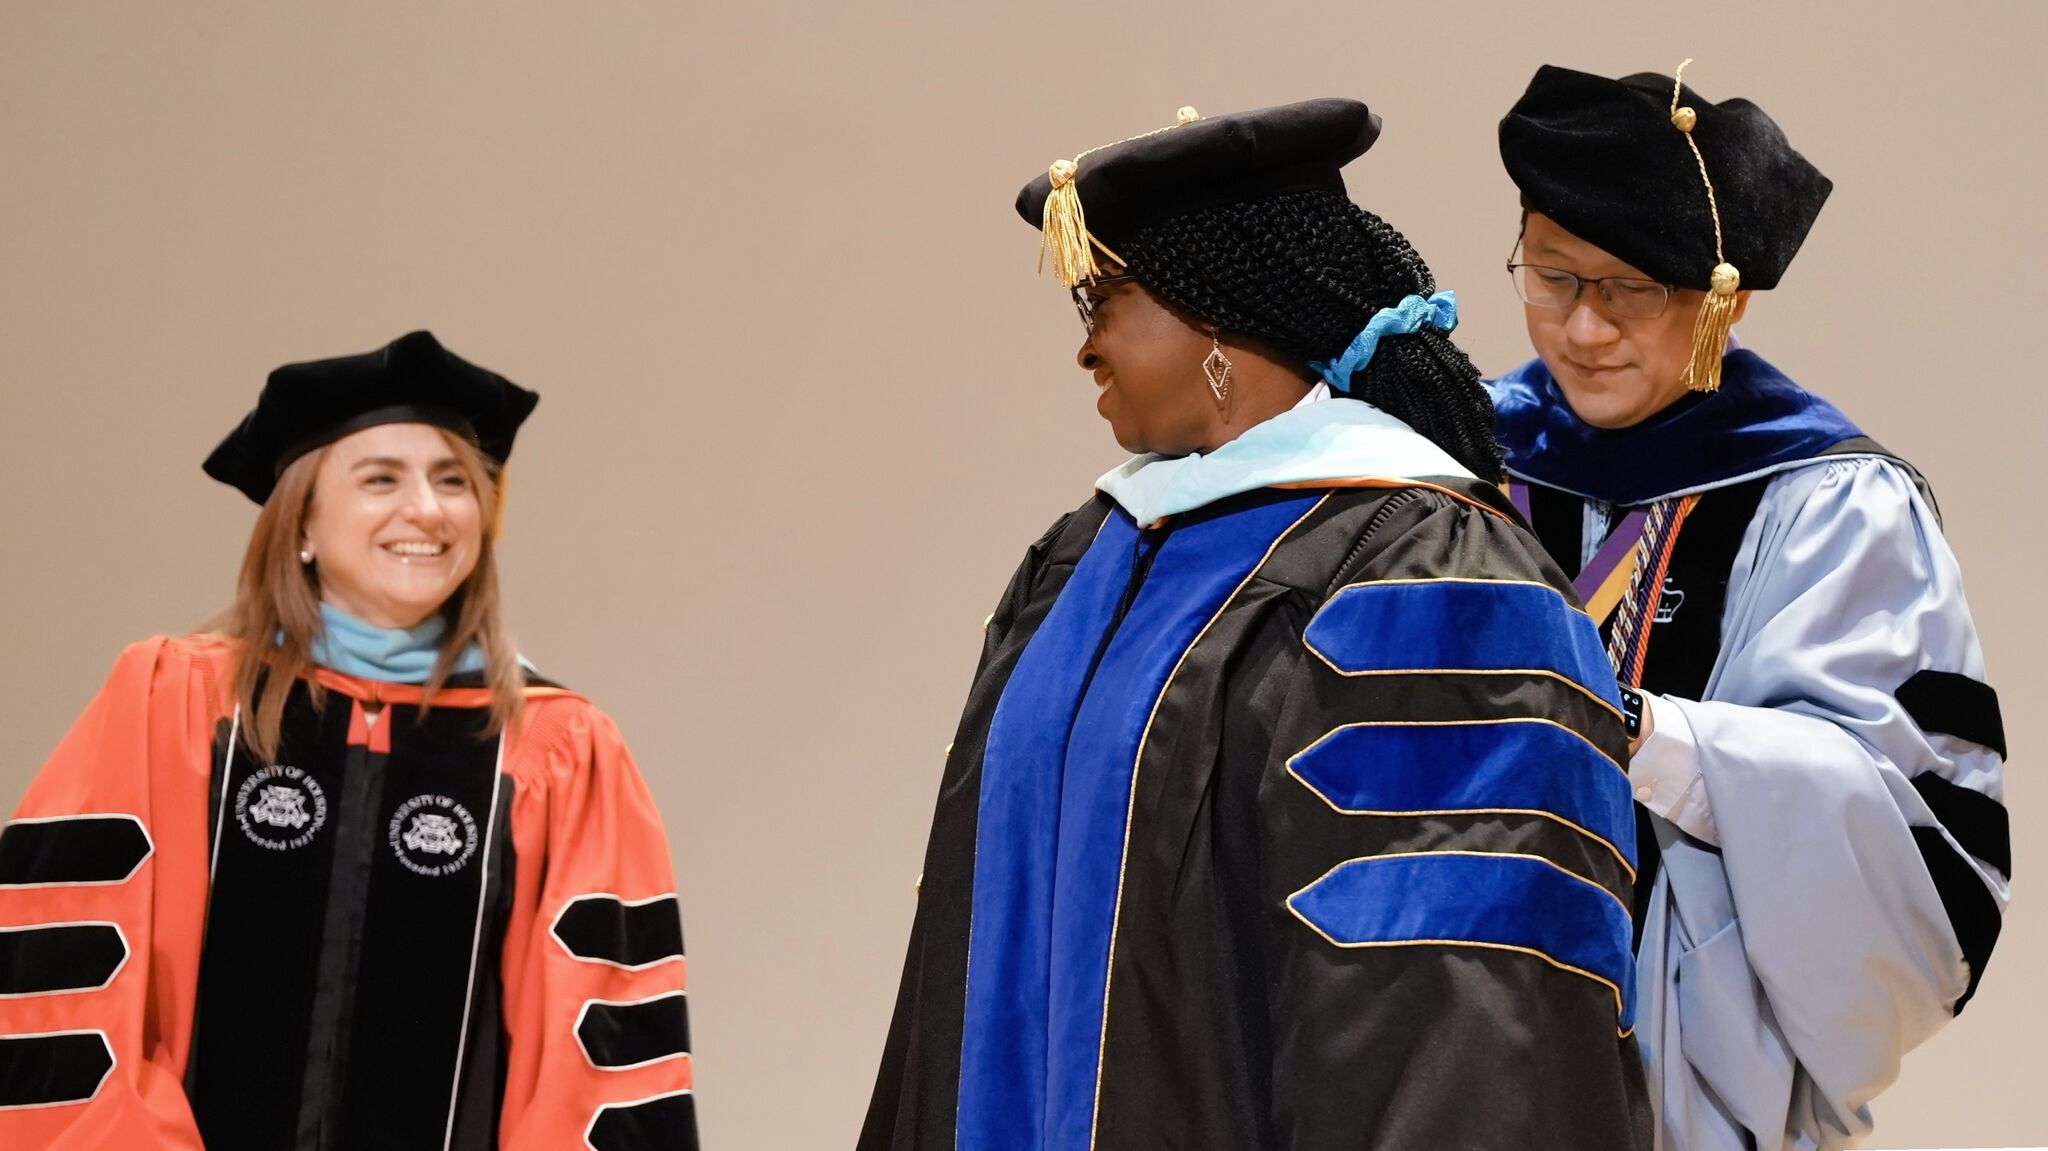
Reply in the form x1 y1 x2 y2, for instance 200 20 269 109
1618 686 1645 739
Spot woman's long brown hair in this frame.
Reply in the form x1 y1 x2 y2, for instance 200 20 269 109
209 429 524 760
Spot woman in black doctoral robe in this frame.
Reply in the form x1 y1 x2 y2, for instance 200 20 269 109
861 99 1652 1151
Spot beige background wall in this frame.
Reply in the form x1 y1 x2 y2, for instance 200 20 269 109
3 3 2041 1147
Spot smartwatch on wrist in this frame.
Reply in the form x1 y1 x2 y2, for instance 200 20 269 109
1618 685 1645 741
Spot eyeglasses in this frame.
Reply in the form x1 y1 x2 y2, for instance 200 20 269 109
1071 273 1138 334
1505 261 1676 320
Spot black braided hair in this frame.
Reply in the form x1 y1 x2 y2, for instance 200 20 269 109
1116 189 1504 481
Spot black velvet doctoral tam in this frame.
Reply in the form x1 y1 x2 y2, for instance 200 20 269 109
1500 64 1831 290
204 329 538 504
1015 97 1382 250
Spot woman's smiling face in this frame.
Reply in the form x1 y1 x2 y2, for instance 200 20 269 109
300 422 484 628
1074 271 1225 456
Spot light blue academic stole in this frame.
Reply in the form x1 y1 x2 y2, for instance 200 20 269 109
307 603 486 682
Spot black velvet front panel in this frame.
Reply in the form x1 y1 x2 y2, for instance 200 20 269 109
192 686 511 1151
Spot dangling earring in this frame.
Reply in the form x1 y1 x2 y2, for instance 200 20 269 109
1203 328 1234 409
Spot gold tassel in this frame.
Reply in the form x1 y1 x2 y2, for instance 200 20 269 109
1669 60 1738 393
1038 159 1099 288
1682 262 1740 392
1036 106 1203 288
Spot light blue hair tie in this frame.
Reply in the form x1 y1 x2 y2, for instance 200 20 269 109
1308 290 1459 393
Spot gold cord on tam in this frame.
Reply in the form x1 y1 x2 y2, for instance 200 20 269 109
1039 106 1203 288
1669 59 1740 393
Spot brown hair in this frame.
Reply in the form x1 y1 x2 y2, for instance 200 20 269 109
209 428 524 760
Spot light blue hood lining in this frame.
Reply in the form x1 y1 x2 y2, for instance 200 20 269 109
1096 398 1474 525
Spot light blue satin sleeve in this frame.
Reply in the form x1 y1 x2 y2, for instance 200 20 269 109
1635 455 2007 1151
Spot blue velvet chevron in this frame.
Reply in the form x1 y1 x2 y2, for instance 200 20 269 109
1289 720 1636 873
1304 579 1620 709
958 492 1320 1151
1288 851 1637 1030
